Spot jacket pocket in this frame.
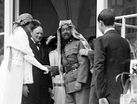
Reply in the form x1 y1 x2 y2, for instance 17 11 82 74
65 46 78 57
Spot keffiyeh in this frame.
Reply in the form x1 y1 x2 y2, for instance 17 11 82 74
58 20 91 50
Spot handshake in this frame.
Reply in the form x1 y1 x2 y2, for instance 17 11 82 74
44 65 63 76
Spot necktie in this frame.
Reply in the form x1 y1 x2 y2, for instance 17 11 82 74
35 43 41 50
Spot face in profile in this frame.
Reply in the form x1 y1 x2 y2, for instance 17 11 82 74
61 24 72 40
31 26 43 43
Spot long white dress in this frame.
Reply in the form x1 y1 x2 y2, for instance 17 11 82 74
49 49 66 104
0 48 27 104
0 27 47 104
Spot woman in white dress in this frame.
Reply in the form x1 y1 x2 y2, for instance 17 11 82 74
0 13 49 104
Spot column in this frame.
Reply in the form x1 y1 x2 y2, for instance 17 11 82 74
4 0 13 56
96 0 108 37
14 0 19 20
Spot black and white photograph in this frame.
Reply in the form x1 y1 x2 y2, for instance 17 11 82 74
0 0 137 104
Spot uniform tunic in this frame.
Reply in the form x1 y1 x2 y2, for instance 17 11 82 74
62 39 91 104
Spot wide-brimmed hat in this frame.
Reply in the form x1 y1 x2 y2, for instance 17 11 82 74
14 13 38 26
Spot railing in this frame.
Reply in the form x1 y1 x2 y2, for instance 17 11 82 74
115 14 137 20
115 23 137 29
115 13 137 38
115 13 137 59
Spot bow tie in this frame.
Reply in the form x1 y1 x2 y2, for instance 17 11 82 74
35 42 41 47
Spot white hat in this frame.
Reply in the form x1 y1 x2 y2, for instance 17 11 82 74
14 13 38 26
58 20 74 29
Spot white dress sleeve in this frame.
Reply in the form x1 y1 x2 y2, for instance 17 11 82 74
49 51 55 66
6 27 34 56
49 50 59 66
24 55 48 71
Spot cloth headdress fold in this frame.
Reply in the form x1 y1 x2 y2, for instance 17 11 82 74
58 20 91 50
13 13 39 29
58 20 74 29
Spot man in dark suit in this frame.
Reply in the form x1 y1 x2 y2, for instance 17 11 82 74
92 9 130 104
22 21 53 104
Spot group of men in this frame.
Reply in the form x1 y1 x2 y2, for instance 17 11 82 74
21 8 131 104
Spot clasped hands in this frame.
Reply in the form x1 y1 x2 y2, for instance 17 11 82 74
43 65 49 74
43 65 63 76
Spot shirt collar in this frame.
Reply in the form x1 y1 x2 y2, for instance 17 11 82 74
104 27 115 34
31 37 36 44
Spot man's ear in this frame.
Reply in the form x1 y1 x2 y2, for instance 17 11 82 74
100 20 104 27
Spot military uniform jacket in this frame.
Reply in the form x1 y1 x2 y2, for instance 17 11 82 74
62 39 91 93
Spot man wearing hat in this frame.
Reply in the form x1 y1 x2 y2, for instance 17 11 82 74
57 20 91 104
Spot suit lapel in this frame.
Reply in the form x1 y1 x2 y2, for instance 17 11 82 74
29 37 43 60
